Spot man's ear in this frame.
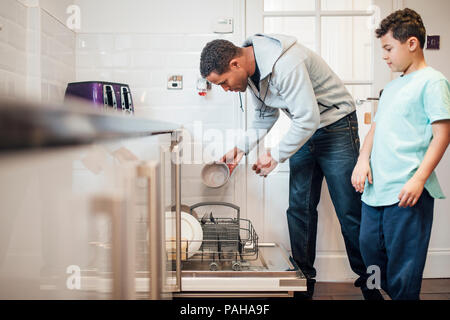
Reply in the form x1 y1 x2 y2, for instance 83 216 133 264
408 36 420 51
229 58 240 69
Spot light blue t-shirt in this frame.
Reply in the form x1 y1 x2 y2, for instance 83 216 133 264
362 67 450 207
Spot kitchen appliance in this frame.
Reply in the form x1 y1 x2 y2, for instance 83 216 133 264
64 81 134 114
81 137 306 299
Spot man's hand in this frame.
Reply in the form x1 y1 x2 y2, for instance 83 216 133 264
252 150 278 177
398 177 425 208
351 159 373 193
220 147 245 175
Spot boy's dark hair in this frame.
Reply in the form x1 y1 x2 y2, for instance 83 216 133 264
200 39 242 78
376 8 426 49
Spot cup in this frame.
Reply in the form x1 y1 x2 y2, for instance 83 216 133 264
201 162 231 188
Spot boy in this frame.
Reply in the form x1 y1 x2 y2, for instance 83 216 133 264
352 8 450 300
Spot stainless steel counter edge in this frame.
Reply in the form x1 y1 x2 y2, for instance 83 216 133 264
0 98 179 151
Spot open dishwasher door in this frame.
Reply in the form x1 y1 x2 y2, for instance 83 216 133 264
175 242 307 298
164 202 307 298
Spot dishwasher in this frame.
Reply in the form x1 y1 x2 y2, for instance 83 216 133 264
164 202 306 298
83 132 306 299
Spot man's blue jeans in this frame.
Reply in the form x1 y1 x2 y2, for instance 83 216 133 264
287 111 367 283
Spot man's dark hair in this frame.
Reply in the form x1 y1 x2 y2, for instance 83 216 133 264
376 8 426 49
200 39 242 78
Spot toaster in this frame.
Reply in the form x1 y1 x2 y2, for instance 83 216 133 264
64 81 134 114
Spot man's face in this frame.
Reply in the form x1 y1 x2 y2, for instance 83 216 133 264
206 65 248 93
380 31 415 73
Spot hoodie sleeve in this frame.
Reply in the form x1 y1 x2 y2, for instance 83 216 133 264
235 91 280 155
270 62 320 163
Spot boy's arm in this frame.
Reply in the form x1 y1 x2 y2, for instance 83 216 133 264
398 120 450 207
351 122 376 193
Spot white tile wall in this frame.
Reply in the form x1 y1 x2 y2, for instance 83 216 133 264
0 0 76 103
0 0 28 99
75 32 243 142
40 8 75 104
74 0 245 203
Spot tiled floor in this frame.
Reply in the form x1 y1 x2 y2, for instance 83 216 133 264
313 278 450 300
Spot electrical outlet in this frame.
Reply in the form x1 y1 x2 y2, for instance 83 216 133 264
167 75 183 90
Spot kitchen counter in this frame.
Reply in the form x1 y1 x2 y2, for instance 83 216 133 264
0 97 179 152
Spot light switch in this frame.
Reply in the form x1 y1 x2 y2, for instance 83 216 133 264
364 112 371 124
426 35 440 50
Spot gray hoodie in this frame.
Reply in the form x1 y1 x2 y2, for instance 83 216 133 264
236 34 356 163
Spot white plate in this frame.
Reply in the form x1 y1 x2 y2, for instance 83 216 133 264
165 211 203 258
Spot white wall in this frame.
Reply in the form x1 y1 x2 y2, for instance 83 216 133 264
39 0 73 25
0 0 75 103
74 0 246 208
0 0 28 99
39 7 76 103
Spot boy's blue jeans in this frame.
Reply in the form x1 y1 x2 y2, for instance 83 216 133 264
287 111 368 285
360 190 434 300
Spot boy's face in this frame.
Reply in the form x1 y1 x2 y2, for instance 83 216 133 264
380 31 417 73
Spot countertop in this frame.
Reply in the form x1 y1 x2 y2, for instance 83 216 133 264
0 97 179 151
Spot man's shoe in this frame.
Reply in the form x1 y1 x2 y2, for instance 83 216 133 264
293 278 315 300
361 287 384 300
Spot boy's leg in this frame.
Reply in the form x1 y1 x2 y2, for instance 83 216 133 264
383 190 434 300
287 139 324 297
360 203 388 293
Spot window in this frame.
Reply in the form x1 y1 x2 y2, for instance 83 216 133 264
264 0 316 12
261 0 376 148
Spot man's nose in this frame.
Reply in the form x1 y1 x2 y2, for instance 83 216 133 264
221 84 230 92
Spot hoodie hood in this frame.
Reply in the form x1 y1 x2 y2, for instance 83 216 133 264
243 34 297 80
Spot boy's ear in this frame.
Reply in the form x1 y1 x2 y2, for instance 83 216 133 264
407 36 420 51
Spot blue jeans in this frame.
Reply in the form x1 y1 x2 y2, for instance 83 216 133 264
287 111 367 282
360 190 434 300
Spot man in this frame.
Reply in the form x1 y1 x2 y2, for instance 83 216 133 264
200 34 383 300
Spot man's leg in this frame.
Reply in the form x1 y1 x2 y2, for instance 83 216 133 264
287 139 324 298
383 190 434 300
315 112 383 299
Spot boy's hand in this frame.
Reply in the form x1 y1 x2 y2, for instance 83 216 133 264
398 177 425 208
351 159 373 193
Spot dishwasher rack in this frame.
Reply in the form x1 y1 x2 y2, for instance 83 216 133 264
168 202 259 271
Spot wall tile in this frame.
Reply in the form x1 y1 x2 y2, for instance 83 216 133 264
8 21 27 51
0 0 27 98
40 9 75 104
0 17 8 43
132 51 167 68
0 0 18 23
